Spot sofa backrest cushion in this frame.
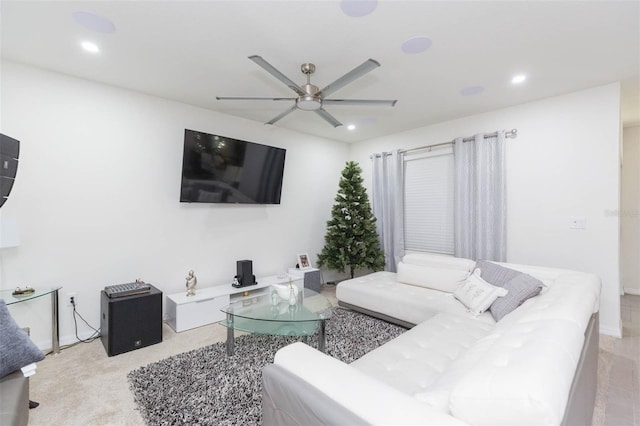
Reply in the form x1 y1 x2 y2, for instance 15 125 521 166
475 260 545 321
397 261 470 293
403 253 475 271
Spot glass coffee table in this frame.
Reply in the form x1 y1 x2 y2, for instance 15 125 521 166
221 287 333 356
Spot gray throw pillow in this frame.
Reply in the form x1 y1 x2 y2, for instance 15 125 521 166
475 260 521 287
0 299 45 378
474 261 545 322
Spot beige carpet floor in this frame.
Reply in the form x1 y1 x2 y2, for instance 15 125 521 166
27 290 637 425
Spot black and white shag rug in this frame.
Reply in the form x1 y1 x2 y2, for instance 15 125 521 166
128 308 406 425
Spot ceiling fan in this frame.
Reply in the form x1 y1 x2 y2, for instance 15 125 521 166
216 55 397 128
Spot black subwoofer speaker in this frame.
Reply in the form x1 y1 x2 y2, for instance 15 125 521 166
236 259 256 287
100 285 163 356
0 133 20 208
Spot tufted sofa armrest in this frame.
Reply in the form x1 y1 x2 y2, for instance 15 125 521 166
267 342 468 426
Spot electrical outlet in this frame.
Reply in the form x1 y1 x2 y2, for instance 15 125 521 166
67 292 77 307
570 216 586 229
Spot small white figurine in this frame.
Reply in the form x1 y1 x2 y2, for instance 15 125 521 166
185 270 197 296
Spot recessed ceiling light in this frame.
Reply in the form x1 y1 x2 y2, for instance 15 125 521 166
340 0 377 17
347 124 356 131
460 86 485 96
401 36 433 54
512 74 527 84
81 41 100 54
72 11 116 34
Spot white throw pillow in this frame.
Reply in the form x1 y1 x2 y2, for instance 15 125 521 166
454 269 508 315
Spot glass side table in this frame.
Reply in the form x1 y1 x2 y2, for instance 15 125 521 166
1 286 62 354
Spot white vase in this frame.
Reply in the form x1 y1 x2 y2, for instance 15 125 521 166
288 287 297 306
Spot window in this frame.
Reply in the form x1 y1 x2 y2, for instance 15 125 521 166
403 147 454 254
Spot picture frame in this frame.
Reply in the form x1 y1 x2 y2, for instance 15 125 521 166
297 253 312 270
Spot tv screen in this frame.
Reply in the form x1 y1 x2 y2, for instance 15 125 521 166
180 129 286 204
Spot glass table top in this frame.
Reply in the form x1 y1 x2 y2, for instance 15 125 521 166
221 287 334 337
0 287 62 305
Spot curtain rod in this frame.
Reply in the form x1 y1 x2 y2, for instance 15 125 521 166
371 128 518 158
404 128 517 154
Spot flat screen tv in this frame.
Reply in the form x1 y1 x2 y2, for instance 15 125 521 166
180 129 286 204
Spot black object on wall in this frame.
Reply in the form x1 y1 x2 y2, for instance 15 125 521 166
100 285 163 356
180 129 286 204
0 133 20 208
235 259 256 288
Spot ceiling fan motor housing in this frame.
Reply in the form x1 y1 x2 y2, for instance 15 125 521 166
297 82 322 110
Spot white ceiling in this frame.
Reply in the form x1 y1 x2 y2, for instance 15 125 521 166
1 1 639 143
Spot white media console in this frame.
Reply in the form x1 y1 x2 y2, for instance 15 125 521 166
165 275 303 332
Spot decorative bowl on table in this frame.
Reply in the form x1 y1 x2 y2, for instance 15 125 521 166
272 283 299 300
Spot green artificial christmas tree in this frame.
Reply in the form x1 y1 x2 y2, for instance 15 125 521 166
317 161 385 279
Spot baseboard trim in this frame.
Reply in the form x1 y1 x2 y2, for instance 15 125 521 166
35 331 100 352
599 325 622 338
623 287 640 296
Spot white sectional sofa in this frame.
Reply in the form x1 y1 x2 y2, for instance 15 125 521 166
262 253 601 426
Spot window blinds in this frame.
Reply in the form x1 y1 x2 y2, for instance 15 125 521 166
403 148 455 254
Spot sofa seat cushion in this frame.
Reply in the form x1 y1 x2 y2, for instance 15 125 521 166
273 342 468 425
337 272 495 326
449 319 586 425
351 313 494 398
443 270 601 425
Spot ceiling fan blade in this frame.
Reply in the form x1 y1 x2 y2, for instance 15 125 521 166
323 99 398 107
266 105 297 125
216 96 296 101
249 55 306 96
314 108 342 128
317 59 381 98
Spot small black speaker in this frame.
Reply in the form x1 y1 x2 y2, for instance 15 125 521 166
303 269 322 293
0 133 20 209
236 259 256 287
100 285 163 356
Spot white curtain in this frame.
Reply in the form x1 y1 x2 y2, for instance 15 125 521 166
372 150 405 271
454 131 506 261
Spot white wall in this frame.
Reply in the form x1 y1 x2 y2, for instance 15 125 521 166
621 125 640 295
0 61 348 348
350 83 622 337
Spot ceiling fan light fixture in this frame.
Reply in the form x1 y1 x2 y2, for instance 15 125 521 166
297 95 322 111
